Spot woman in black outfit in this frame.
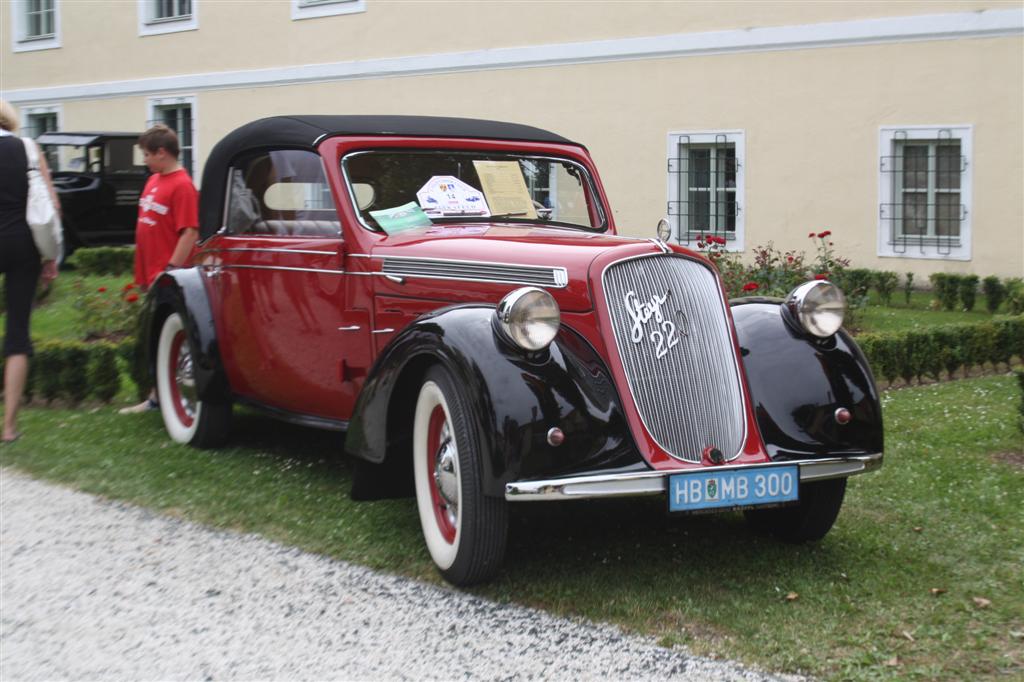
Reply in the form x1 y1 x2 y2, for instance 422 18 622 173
1 99 59 443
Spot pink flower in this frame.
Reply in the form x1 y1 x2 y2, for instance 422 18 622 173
742 282 760 292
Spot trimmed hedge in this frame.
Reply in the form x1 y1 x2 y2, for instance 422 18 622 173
65 246 136 276
857 317 1024 386
0 338 132 405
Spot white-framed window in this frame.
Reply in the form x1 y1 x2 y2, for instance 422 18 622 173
10 0 61 52
147 95 197 179
666 130 745 250
291 0 365 21
138 0 197 36
879 125 972 261
19 103 62 138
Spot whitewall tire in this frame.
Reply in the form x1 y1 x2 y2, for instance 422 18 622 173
413 365 507 585
155 312 231 448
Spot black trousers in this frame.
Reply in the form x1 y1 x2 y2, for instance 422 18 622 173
1 232 42 357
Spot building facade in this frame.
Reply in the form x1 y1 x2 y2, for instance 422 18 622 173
3 0 1022 277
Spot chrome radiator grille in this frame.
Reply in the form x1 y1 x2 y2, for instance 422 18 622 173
603 255 745 463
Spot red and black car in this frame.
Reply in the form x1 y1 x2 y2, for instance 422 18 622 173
138 115 883 585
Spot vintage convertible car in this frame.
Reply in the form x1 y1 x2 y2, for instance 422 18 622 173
36 131 147 256
138 115 883 585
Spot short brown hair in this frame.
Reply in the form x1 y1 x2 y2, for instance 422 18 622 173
138 124 180 158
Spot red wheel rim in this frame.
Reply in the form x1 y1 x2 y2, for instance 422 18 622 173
168 330 195 428
426 404 456 543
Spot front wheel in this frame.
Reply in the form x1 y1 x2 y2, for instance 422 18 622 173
744 477 847 542
413 365 507 586
155 312 232 448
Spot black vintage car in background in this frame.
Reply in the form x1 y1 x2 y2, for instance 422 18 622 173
37 132 147 257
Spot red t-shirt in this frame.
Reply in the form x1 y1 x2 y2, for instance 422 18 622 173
134 168 198 286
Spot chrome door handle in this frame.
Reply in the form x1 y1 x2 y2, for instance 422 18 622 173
371 328 395 334
337 325 361 331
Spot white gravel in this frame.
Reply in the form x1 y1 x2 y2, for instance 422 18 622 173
1 469 795 681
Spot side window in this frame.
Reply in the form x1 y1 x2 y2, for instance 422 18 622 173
225 149 341 238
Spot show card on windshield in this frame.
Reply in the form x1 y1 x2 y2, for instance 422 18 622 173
472 161 537 220
370 202 433 234
416 176 490 217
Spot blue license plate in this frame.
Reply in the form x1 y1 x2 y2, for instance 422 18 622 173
668 465 799 512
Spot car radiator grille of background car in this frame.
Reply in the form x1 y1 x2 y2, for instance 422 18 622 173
602 254 746 463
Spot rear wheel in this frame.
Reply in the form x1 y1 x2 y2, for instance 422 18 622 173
155 312 231 448
744 477 847 542
413 365 507 586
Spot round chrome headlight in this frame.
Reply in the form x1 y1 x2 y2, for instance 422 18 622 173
495 287 561 351
785 280 847 338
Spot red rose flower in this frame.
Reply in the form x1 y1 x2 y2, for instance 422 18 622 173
123 283 136 291
817 231 827 239
786 256 794 263
814 273 828 280
742 282 759 292
97 287 107 293
808 232 816 238
126 293 140 303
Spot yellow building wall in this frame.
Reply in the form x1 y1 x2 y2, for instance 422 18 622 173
3 1 1021 277
2 0 1008 88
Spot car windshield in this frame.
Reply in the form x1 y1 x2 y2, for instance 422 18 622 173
39 139 146 174
342 150 606 232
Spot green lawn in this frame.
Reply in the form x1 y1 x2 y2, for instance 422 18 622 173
854 290 998 335
3 374 1022 680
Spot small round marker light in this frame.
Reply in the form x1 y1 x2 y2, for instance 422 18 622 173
834 408 852 425
547 427 565 447
656 218 672 242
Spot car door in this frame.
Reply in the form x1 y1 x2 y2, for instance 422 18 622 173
204 149 364 422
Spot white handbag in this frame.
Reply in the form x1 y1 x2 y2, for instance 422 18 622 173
22 137 64 263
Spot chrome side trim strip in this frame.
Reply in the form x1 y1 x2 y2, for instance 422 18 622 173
504 454 883 501
207 247 337 256
219 264 345 275
350 253 569 288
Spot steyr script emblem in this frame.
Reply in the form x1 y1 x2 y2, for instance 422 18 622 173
623 290 687 360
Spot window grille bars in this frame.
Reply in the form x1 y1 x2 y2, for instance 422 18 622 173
667 134 739 246
879 128 965 257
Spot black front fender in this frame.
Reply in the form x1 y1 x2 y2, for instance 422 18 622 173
345 306 641 497
137 268 230 403
731 300 884 459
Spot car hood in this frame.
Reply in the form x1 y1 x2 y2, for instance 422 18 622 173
368 224 671 312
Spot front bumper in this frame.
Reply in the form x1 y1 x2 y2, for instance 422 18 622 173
504 453 882 502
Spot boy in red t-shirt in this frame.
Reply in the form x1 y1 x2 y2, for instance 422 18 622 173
120 124 199 414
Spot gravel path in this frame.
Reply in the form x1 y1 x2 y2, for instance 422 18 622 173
1 469 792 681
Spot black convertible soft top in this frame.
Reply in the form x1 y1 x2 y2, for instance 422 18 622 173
198 115 577 238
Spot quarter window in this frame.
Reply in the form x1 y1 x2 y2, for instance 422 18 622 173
225 150 341 238
879 126 972 261
666 131 745 250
